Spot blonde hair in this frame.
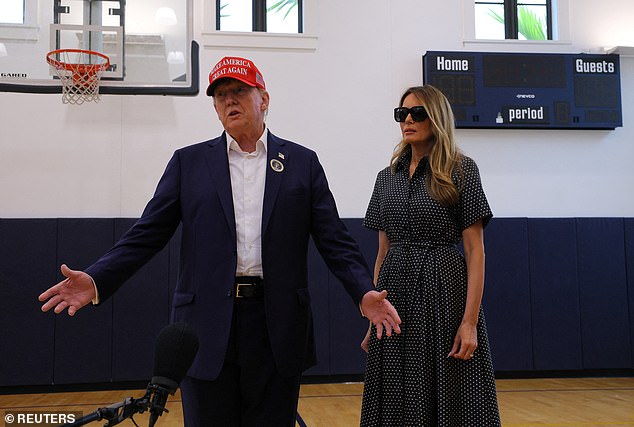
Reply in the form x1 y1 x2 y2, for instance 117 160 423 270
390 85 463 206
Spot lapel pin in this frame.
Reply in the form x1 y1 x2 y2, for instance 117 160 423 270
270 158 284 173
278 152 285 160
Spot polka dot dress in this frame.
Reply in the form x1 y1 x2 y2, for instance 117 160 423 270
360 148 501 426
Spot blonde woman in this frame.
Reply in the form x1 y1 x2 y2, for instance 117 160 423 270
360 85 501 426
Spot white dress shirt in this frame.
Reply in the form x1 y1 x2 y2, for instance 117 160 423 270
92 129 269 304
227 128 267 277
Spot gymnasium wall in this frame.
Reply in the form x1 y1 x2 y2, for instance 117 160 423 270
0 0 633 386
0 0 632 218
1 217 633 386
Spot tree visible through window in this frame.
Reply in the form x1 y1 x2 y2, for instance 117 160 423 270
217 0 302 33
0 0 24 24
475 0 551 40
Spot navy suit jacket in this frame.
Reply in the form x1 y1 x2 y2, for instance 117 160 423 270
85 131 374 380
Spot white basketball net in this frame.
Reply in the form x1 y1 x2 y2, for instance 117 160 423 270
47 50 109 105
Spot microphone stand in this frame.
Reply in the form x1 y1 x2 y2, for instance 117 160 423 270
62 390 151 427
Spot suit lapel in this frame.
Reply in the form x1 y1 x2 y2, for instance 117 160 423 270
205 133 236 238
262 132 288 237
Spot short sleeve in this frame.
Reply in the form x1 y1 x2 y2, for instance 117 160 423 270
364 170 385 231
456 156 493 230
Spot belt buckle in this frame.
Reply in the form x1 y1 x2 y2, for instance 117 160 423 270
235 283 249 298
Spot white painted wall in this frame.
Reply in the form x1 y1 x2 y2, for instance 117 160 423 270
1 0 633 218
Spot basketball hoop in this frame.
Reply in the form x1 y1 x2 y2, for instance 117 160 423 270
46 49 110 105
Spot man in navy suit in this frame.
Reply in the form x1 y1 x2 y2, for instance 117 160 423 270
39 56 401 426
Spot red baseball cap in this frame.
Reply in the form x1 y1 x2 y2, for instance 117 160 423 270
206 56 266 96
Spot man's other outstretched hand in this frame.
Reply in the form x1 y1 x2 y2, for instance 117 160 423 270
38 264 96 316
360 290 401 340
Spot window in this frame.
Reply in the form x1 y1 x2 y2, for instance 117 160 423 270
0 0 24 24
475 0 552 40
0 0 38 41
216 0 302 33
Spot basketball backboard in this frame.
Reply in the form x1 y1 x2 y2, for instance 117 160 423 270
0 0 198 95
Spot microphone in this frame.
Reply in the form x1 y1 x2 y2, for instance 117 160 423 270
147 322 199 427
63 322 198 427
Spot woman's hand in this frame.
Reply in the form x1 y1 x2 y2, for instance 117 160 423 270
448 322 478 360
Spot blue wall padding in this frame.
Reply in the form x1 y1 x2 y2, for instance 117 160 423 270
0 219 57 386
328 219 376 375
482 218 533 371
528 218 582 370
1 216 633 386
54 218 114 384
111 218 171 381
576 218 631 369
625 219 634 369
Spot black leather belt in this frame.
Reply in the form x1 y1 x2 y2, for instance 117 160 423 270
235 276 264 299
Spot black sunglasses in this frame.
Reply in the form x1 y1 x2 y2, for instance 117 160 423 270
394 106 429 123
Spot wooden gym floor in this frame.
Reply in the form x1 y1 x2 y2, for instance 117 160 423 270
1 377 633 426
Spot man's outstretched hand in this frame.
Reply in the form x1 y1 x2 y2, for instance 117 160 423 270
360 290 401 340
38 264 96 316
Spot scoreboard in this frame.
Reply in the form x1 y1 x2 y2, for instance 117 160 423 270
422 51 622 130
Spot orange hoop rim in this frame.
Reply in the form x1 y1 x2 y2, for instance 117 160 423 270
46 48 110 72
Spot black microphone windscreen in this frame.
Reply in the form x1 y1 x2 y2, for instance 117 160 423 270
152 322 199 387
